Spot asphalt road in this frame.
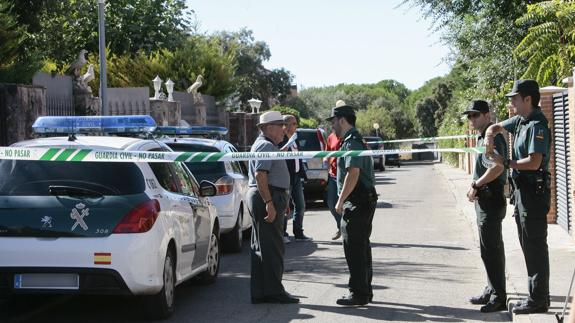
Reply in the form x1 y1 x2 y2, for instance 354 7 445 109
0 163 512 322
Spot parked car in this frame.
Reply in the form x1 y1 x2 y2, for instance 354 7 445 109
296 128 328 203
385 143 402 167
0 116 221 319
363 136 386 171
158 127 251 253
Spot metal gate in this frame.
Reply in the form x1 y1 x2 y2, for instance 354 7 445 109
553 91 571 232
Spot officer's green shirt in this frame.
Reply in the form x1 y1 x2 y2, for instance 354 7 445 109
336 127 376 194
474 127 507 187
500 108 550 178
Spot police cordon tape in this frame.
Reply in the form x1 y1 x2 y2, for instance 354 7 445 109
0 146 485 163
368 134 475 144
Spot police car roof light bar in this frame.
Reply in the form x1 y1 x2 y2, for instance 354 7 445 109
154 126 229 136
32 115 157 134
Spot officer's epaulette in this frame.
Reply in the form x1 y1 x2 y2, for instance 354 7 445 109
343 133 354 143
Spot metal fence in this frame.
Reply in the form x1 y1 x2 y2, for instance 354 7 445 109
46 95 75 116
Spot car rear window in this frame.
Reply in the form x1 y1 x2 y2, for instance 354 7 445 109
0 160 145 196
296 131 321 151
167 143 226 181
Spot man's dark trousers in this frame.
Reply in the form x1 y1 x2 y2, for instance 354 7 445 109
247 187 289 298
341 189 377 299
475 197 507 302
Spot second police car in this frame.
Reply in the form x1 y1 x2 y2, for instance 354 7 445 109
155 126 251 253
0 116 220 319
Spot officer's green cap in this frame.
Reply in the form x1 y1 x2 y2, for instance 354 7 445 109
505 79 540 98
326 100 356 121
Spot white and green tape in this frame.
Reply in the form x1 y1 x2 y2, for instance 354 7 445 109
0 146 485 163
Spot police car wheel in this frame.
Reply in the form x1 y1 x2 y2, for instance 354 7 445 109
224 208 243 253
198 228 220 284
146 247 176 319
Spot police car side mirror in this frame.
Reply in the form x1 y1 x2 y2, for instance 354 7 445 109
199 180 217 197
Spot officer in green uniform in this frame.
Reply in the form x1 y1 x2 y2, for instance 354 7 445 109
485 80 551 314
327 102 377 306
463 100 508 313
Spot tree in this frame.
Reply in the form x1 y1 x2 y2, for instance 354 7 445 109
11 0 193 69
0 0 24 67
269 105 317 128
0 0 42 82
213 29 293 109
76 36 237 100
356 104 396 139
416 97 441 137
515 0 575 85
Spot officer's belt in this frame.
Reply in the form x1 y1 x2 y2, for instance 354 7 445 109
269 185 290 194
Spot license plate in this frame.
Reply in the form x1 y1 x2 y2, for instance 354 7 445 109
14 273 79 290
306 170 322 179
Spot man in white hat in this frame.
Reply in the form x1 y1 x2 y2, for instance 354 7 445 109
247 111 299 304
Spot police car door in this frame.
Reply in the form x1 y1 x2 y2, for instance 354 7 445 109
176 163 211 270
148 162 196 276
228 145 249 228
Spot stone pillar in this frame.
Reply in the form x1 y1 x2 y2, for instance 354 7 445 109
540 86 568 223
0 84 45 146
149 99 181 126
246 113 261 150
75 93 100 116
228 112 246 151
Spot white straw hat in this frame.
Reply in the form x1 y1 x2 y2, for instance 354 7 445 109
257 111 287 126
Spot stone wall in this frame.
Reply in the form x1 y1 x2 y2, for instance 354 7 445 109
0 84 45 146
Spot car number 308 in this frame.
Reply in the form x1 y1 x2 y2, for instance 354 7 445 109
96 229 109 234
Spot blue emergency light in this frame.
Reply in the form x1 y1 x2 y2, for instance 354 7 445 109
154 126 229 137
32 115 157 134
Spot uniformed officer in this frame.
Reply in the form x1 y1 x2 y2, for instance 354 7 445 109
247 111 299 304
485 80 551 314
327 101 377 306
463 100 508 313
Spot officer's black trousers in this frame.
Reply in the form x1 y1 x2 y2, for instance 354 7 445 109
513 188 550 305
514 196 549 304
341 195 377 299
247 187 288 299
475 201 507 301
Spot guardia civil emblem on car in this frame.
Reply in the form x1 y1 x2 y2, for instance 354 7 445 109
70 203 89 231
40 216 53 228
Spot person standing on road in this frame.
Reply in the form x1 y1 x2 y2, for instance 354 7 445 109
326 127 343 240
463 100 508 313
280 114 312 242
327 102 377 306
246 111 299 304
485 80 551 314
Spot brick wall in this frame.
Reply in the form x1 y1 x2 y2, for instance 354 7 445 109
540 86 568 223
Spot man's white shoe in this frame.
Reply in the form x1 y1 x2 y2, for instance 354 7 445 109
283 236 291 244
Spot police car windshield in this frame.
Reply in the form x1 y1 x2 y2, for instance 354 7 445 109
0 160 145 196
166 143 226 182
296 131 321 151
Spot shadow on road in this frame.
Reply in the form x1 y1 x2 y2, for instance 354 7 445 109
300 300 509 322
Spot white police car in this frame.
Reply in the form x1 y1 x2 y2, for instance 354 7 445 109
156 126 251 253
0 116 220 319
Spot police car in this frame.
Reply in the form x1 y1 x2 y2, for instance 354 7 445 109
156 126 251 253
0 116 220 319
